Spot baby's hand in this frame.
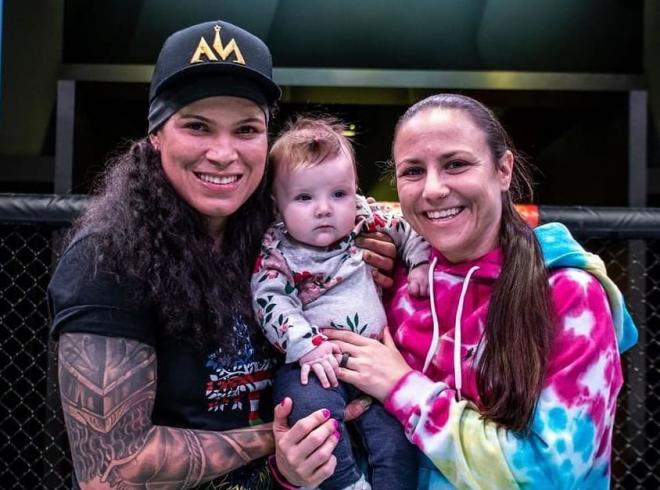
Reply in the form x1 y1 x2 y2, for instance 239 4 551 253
299 342 341 388
407 263 430 297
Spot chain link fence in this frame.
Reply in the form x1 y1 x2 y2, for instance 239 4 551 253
1 195 659 489
1 224 70 488
594 237 660 488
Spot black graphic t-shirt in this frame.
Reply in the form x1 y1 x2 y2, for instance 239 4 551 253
49 234 278 489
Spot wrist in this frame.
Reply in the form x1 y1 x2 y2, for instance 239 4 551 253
410 260 429 270
383 369 416 407
299 339 331 364
267 455 300 490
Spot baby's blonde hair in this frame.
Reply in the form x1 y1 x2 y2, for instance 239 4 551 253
269 115 357 180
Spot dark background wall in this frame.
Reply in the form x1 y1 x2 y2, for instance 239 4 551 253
0 0 657 205
61 0 642 71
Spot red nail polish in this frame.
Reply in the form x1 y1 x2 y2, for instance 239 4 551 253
321 408 330 418
334 430 341 440
333 419 340 430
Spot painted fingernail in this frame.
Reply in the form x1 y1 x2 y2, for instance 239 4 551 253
334 431 341 440
321 408 330 418
333 419 340 430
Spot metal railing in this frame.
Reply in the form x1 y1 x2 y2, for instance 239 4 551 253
1 194 658 489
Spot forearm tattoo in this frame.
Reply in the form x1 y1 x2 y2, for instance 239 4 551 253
58 333 274 489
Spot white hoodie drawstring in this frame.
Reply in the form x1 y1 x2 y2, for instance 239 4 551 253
453 266 480 401
422 260 480 403
422 256 439 374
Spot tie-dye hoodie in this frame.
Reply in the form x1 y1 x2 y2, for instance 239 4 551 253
384 223 638 489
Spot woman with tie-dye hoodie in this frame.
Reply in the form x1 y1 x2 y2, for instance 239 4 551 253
325 94 638 489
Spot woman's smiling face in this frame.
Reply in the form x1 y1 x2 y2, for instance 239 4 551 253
394 107 513 263
150 96 268 236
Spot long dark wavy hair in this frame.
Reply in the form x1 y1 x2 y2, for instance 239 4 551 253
72 137 274 353
393 93 554 433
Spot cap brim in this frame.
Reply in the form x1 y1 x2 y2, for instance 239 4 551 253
151 62 281 105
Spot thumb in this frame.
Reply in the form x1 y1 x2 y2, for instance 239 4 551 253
273 397 292 435
382 327 397 349
344 396 372 422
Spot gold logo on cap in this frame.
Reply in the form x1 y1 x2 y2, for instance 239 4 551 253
190 25 246 65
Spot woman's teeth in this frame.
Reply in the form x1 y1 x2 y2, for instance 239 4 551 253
197 173 238 184
426 207 462 219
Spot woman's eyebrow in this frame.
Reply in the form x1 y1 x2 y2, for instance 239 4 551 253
399 150 467 161
236 115 266 125
439 150 463 160
176 114 265 126
177 112 212 122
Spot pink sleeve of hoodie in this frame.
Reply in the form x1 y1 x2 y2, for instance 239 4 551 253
384 268 623 489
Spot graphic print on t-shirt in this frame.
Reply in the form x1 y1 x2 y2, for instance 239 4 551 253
205 317 274 425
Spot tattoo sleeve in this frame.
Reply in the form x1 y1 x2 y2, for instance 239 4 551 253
58 333 275 489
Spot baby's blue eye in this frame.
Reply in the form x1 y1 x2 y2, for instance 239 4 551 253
333 190 347 198
295 194 311 201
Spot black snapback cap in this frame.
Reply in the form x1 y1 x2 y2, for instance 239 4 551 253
148 20 281 131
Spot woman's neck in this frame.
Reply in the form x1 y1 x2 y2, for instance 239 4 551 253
206 220 225 250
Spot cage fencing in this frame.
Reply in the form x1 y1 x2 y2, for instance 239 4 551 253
0 195 659 489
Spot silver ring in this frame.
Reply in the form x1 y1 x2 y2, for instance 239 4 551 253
339 352 351 368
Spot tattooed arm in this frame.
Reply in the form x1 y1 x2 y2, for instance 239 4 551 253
58 333 275 489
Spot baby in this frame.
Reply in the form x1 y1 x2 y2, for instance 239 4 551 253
251 116 427 490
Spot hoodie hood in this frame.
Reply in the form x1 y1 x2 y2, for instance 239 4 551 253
535 222 638 352
421 224 638 400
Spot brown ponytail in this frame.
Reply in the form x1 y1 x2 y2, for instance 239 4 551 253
478 199 553 432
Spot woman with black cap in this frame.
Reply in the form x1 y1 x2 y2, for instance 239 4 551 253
48 20 388 489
